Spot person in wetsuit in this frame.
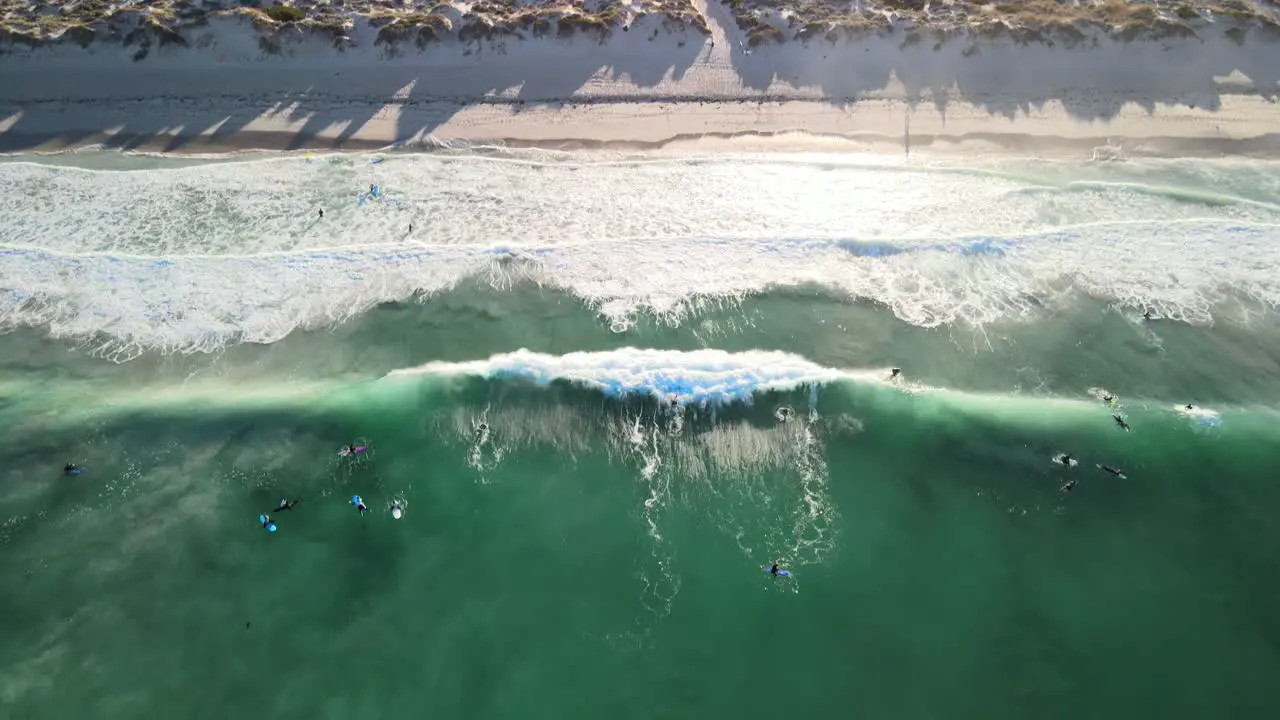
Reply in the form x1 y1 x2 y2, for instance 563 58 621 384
1113 414 1130 432
769 563 781 576
1060 479 1078 493
64 463 79 475
276 498 298 512
1099 465 1125 478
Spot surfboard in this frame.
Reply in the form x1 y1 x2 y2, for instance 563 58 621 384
259 514 277 533
338 445 367 457
391 506 403 520
763 567 791 577
68 468 82 476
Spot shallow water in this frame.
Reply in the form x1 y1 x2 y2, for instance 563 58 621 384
1 148 1278 718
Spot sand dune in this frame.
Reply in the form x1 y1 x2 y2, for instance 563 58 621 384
1 1 1279 155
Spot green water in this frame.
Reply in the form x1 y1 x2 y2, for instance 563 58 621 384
4 147 1280 719
2 285 1279 719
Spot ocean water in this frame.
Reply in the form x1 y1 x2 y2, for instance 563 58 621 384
1 148 1279 718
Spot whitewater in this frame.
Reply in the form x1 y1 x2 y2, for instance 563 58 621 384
4 142 1280 720
3 150 1280 358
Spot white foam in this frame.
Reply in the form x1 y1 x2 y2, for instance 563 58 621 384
3 153 1280 355
389 347 853 406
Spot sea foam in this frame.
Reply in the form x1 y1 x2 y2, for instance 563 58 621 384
3 153 1280 356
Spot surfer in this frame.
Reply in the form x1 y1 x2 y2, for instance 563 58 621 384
318 208 324 219
1142 310 1153 320
1184 403 1195 411
1060 479 1078 493
890 367 901 378
1112 414 1130 432
1102 394 1115 404
260 514 275 531
1056 453 1074 466
1099 465 1126 478
769 563 781 576
275 498 299 512
351 495 368 516
63 462 79 475
389 500 404 519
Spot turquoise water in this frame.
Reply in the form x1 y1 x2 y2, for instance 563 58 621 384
2 149 1280 718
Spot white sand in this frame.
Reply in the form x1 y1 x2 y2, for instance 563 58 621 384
1 4 1279 156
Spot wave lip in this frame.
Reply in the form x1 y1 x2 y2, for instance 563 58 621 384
386 348 855 405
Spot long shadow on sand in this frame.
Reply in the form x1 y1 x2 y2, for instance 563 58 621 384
705 0 1280 121
2 4 1280 152
0 23 706 153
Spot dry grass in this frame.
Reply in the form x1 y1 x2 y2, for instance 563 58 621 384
0 0 1274 48
718 0 1274 44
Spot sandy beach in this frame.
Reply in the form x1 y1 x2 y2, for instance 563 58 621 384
1 1 1280 156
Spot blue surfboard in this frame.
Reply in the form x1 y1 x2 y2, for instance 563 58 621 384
763 567 791 577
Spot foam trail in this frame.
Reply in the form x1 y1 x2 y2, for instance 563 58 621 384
386 348 858 406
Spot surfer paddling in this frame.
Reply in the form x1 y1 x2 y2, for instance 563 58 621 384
1112 414 1131 432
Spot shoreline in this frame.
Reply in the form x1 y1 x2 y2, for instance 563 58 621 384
2 2 1280 157
7 95 1280 160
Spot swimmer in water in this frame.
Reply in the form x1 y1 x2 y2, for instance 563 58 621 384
769 563 781 576
1057 454 1074 466
1060 479 1078 493
1099 465 1126 478
64 462 79 475
261 514 273 529
1113 414 1130 432
1185 403 1195 411
389 500 403 519
275 498 298 512
1102 394 1115 404
351 496 368 516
